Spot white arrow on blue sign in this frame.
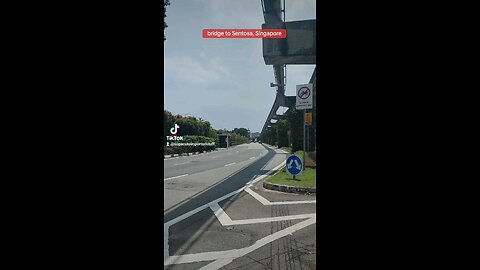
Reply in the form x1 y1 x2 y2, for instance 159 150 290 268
286 154 303 176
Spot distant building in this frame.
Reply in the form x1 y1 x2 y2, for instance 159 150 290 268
217 134 230 148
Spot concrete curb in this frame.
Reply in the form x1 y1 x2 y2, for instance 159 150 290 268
163 144 243 159
163 154 179 159
263 181 316 194
164 150 214 159
262 161 316 194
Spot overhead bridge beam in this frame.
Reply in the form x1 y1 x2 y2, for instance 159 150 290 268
261 67 316 137
260 0 316 139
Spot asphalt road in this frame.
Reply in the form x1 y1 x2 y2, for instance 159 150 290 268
164 144 266 180
164 143 271 212
164 143 316 269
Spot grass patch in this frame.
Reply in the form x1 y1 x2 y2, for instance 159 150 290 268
266 167 316 188
280 147 307 157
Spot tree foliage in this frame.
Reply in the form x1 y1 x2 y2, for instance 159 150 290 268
232 127 250 138
164 110 216 138
228 132 249 146
260 108 316 152
164 110 252 155
287 108 303 152
164 135 216 155
276 120 289 148
164 0 170 41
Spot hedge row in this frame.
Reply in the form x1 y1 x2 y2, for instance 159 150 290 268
164 135 216 155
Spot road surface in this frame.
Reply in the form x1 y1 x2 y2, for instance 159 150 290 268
164 143 316 269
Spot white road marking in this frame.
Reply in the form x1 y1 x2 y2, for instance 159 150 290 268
210 202 314 226
228 214 314 225
164 174 188 181
224 162 235 167
245 187 316 205
201 217 316 270
173 162 189 166
164 163 285 258
165 216 316 267
163 160 316 268
209 202 233 225
249 157 256 160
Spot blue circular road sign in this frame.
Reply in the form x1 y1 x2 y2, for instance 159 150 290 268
286 154 303 176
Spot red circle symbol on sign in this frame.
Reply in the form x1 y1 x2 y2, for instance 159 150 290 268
298 87 311 99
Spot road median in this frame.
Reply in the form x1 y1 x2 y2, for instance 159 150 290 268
263 166 316 194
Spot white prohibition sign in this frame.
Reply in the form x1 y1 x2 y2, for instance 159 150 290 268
296 83 313 110
297 86 311 99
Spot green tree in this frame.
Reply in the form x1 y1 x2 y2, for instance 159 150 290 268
164 110 175 136
277 120 289 148
232 128 250 138
287 108 303 152
265 126 277 145
164 0 170 41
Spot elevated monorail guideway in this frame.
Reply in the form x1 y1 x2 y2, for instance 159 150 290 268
260 0 316 137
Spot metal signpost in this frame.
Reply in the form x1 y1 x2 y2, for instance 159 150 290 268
305 112 312 154
286 154 303 180
296 84 313 169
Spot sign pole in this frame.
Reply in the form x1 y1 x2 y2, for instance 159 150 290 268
307 118 310 152
303 109 306 171
296 83 313 172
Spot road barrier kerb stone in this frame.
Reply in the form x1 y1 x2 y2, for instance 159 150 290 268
262 164 316 194
263 181 316 194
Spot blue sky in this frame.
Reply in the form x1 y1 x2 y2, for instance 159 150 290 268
164 0 316 133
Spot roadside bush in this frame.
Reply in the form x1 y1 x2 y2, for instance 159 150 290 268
165 135 215 155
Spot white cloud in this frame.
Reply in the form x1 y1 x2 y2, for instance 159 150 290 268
164 0 316 132
283 65 316 96
285 0 316 21
205 0 264 28
164 55 232 86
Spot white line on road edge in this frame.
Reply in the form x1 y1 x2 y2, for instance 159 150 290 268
210 202 314 226
249 157 256 160
224 162 235 167
164 174 188 181
244 162 285 186
244 187 316 205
